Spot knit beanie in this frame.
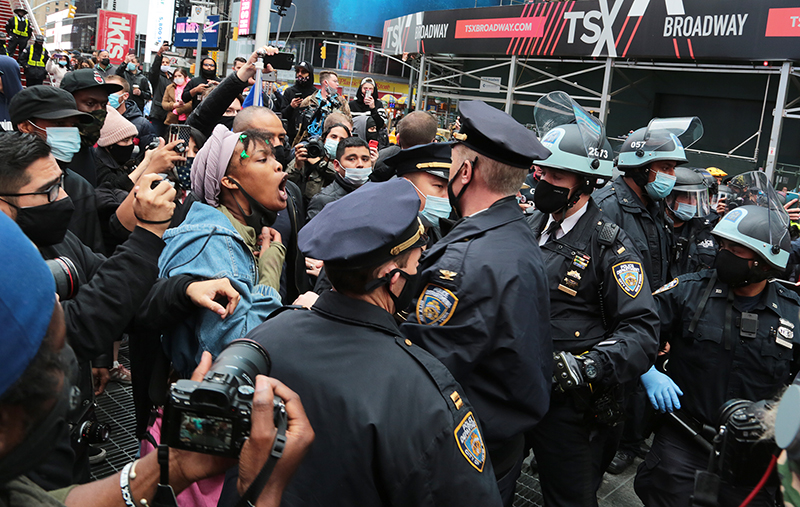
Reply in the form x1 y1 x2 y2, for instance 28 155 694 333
97 105 137 147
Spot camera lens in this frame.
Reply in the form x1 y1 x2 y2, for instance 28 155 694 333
190 340 271 409
45 257 79 300
79 420 111 444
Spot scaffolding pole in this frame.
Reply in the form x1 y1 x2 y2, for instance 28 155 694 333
599 57 613 125
505 55 517 114
765 62 792 181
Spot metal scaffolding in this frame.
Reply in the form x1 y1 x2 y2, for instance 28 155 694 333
413 53 796 181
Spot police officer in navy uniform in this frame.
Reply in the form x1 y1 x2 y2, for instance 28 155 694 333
596 117 704 473
385 142 452 245
239 178 503 507
401 100 552 506
525 92 659 507
634 192 800 507
665 167 718 278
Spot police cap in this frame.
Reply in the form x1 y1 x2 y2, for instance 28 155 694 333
299 178 427 270
453 100 550 168
385 142 451 180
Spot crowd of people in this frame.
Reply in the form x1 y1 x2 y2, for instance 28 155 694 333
1 22 800 507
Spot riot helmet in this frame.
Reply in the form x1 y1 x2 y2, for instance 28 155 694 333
666 167 711 223
532 91 613 214
712 171 790 272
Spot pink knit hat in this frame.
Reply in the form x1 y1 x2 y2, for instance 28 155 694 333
97 105 137 147
191 124 242 207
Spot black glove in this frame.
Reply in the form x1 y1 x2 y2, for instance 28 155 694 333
553 351 584 392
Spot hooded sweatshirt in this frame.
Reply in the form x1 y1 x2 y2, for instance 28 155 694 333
0 56 23 131
282 62 317 142
349 77 388 130
182 58 220 111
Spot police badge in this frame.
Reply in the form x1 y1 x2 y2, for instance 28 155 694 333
613 261 644 298
454 411 486 472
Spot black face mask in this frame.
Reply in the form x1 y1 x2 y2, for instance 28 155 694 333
218 115 235 130
533 179 573 214
14 196 75 246
366 131 380 143
447 158 476 219
367 268 420 314
228 178 278 230
78 109 107 148
296 76 310 86
0 347 78 486
714 248 761 287
272 145 290 170
100 58 110 66
201 67 216 79
108 144 135 165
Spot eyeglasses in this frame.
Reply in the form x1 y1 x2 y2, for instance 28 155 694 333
0 173 64 203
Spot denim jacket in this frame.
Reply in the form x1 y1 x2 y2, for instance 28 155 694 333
158 201 282 374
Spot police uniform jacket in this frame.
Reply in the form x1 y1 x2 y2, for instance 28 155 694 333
667 216 718 279
595 175 671 288
247 290 503 507
527 200 660 387
20 45 47 80
402 196 553 447
655 270 800 427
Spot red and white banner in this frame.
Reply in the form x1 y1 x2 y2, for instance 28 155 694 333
96 10 137 65
238 0 252 36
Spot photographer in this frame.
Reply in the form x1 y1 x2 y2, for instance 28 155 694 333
348 77 388 131
0 132 175 485
186 47 278 137
285 122 350 207
634 174 800 507
292 70 350 144
0 211 313 507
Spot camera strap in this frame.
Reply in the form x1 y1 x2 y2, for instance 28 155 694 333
235 412 289 507
151 445 179 507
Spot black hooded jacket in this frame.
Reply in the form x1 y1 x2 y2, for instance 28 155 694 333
349 81 387 130
182 58 220 111
281 62 317 142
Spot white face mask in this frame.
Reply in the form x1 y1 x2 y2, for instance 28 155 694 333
174 77 185 86
344 166 372 186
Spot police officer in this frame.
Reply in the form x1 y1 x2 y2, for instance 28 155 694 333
20 34 48 87
665 167 718 278
525 92 659 507
5 8 30 61
596 117 704 473
385 142 452 244
238 178 503 507
634 195 800 507
401 100 552 506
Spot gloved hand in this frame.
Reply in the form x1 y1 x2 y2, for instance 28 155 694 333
641 366 683 413
553 351 584 392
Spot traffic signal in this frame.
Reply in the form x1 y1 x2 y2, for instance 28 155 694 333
320 43 326 60
67 4 76 18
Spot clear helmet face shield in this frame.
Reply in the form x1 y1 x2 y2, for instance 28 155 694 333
642 117 704 152
534 90 612 184
666 187 711 221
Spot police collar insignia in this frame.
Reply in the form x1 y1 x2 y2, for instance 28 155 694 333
653 278 679 296
439 269 457 281
698 238 715 248
454 411 486 472
613 261 644 298
416 284 459 326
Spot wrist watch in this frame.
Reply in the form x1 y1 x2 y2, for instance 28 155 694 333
580 356 598 381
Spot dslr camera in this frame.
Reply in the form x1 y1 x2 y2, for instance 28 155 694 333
163 340 285 457
46 256 79 300
301 137 325 159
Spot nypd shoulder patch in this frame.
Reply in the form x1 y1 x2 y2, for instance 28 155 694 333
454 411 486 472
416 284 459 326
613 261 644 298
653 278 679 296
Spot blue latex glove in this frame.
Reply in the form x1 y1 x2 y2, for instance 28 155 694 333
641 366 684 413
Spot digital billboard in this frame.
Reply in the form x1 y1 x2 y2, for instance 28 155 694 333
267 0 501 38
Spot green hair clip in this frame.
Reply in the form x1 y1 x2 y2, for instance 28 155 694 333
239 134 249 159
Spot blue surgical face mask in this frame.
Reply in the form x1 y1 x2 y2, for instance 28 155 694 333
126 62 137 72
344 166 372 186
673 202 696 222
45 127 81 163
324 138 339 159
420 194 451 226
645 171 676 200
58 60 67 67
107 92 122 109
